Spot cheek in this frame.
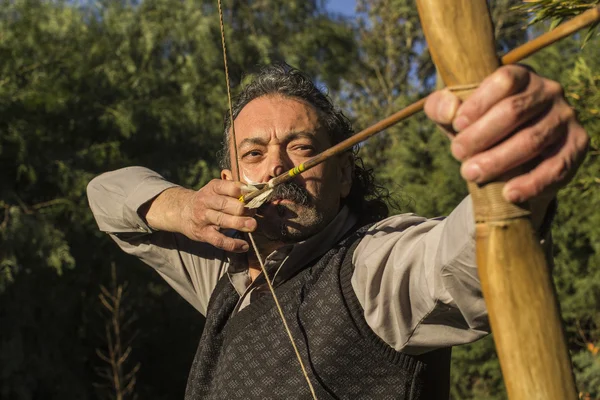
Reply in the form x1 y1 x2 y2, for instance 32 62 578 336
240 166 263 185
240 162 270 184
302 163 340 199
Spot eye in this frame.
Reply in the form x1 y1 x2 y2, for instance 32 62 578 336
291 144 316 156
242 150 263 161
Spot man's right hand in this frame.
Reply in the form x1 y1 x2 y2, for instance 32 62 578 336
144 179 256 253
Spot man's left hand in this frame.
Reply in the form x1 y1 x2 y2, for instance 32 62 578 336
424 65 589 204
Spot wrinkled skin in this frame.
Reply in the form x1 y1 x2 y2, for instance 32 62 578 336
221 95 353 250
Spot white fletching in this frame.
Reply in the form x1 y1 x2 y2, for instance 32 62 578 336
244 188 274 209
241 181 275 209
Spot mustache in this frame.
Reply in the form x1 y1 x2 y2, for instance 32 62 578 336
269 181 311 206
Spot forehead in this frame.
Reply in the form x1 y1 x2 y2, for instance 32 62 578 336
232 95 325 144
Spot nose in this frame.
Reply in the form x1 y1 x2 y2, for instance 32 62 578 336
265 148 293 180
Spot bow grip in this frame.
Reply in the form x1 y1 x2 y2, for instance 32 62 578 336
415 1 577 398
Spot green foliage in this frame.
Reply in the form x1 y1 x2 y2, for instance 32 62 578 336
1 0 598 398
548 38 600 399
447 20 600 400
514 0 599 24
513 0 600 43
0 0 355 397
344 2 599 398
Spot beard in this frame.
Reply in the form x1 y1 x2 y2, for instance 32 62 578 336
256 181 334 243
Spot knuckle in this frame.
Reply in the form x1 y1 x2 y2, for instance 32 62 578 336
232 201 245 216
208 179 222 192
493 68 517 93
505 95 531 123
217 197 228 211
196 208 209 223
479 157 496 177
190 226 204 240
195 193 208 212
528 129 547 155
530 179 545 198
192 189 204 204
221 238 236 252
551 156 571 183
560 106 576 122
526 171 551 198
575 129 590 153
192 208 205 224
516 63 536 74
237 217 251 230
215 212 225 227
546 80 564 98
212 235 226 249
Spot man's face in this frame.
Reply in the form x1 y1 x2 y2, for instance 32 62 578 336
221 95 352 242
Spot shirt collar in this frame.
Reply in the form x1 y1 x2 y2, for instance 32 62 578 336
227 206 357 293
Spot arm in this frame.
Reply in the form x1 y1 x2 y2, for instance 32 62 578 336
352 196 555 354
352 66 585 354
87 166 256 314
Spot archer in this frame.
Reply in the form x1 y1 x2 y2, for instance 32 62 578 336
88 62 587 399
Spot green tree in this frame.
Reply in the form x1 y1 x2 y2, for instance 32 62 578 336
0 0 356 397
341 1 599 398
528 35 600 399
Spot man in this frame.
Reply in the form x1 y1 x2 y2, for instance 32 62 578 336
87 63 588 399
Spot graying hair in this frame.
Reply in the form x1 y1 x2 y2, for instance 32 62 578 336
219 63 390 221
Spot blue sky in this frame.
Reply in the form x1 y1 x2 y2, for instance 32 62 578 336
326 0 357 16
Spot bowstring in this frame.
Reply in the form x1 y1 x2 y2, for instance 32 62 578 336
216 2 317 398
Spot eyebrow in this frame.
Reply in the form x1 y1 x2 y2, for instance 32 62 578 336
238 131 320 150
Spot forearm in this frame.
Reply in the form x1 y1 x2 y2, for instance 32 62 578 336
142 186 195 233
352 195 557 354
87 167 226 315
87 166 179 234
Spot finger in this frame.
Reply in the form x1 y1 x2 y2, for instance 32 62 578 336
451 83 553 161
502 121 589 203
452 65 532 132
424 89 462 135
203 227 250 253
203 194 247 216
210 179 244 198
204 209 257 233
459 107 568 183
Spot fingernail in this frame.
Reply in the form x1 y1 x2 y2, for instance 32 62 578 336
463 163 482 182
244 220 255 230
438 92 459 121
452 142 467 160
505 189 523 203
241 244 249 252
453 115 470 132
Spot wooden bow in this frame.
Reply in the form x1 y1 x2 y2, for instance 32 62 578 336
416 1 577 398
216 1 599 397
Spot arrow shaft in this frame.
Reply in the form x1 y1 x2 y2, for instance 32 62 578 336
241 6 600 204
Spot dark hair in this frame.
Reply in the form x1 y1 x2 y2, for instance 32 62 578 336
220 63 389 221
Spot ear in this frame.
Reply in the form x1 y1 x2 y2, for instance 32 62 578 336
221 169 234 181
339 152 354 199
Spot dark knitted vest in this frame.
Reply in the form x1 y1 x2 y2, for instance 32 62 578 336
185 225 451 399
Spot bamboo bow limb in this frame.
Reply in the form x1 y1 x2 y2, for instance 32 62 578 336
240 5 600 206
415 1 582 399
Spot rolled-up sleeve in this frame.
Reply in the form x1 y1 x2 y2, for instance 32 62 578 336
87 167 227 315
351 196 487 354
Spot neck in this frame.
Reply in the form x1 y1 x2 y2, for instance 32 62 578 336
246 233 286 282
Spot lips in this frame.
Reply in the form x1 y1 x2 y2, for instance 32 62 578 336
271 198 294 205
